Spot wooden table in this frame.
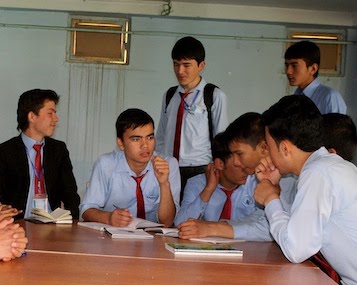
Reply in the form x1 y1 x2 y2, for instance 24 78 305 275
0 221 336 285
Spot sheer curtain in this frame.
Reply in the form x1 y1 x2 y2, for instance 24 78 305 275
67 63 125 198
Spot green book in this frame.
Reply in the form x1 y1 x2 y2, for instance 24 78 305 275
165 242 243 256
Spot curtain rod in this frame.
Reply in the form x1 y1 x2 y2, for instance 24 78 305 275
1 22 356 45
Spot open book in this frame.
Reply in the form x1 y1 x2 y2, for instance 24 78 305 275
78 218 164 232
165 242 243 256
144 227 179 237
27 207 72 224
104 228 153 239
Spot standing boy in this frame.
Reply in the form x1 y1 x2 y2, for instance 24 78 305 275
254 95 357 285
80 108 180 227
0 89 80 219
285 40 346 114
156 36 229 197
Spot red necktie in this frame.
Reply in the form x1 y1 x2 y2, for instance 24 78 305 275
310 252 340 283
173 92 190 160
132 173 147 219
33 144 45 197
220 188 235 220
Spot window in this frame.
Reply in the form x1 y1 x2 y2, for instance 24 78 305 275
288 30 345 76
68 16 130 65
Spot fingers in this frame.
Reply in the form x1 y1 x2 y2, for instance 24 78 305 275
204 163 219 191
255 156 275 175
0 218 14 230
152 156 169 174
109 209 133 227
152 156 170 185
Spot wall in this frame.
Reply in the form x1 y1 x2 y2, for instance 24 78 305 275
0 9 356 197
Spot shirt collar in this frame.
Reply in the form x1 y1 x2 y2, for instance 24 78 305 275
21 132 45 151
114 149 153 176
296 78 321 98
177 77 207 94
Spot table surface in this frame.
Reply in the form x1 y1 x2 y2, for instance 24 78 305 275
0 220 336 285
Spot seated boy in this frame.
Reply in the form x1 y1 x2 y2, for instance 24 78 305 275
80 108 180 227
178 113 297 241
175 131 253 226
323 113 357 161
254 95 357 285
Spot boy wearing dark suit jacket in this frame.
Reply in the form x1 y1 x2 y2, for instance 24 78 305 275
0 89 80 219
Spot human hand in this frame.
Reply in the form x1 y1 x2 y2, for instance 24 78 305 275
109 208 133 227
0 219 23 261
178 219 212 239
253 179 280 206
204 163 220 193
9 225 28 259
152 155 169 185
255 155 281 186
0 205 23 222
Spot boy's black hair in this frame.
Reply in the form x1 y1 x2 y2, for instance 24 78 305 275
211 131 232 163
262 95 324 152
116 108 154 140
323 113 357 161
225 112 265 149
17 89 59 132
171 36 205 65
285 41 320 78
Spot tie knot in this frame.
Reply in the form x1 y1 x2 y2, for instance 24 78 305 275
33 144 43 153
132 172 147 184
221 188 233 197
221 186 239 197
179 92 190 99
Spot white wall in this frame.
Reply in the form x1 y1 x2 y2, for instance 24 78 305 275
0 9 356 197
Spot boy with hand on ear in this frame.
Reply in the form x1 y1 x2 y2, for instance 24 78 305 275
175 131 253 226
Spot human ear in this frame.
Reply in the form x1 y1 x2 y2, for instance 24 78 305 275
310 63 319 77
279 141 290 156
116 138 124 151
198 60 205 71
27 111 36 124
213 158 224 170
328 148 337 154
259 140 269 156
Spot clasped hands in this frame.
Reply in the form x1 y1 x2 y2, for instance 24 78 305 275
253 156 281 206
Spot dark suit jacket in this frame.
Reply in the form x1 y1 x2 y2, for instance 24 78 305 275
0 135 80 219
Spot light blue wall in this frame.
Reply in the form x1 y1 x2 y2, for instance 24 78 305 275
1 9 356 196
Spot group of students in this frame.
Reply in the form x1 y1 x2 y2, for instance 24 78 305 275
0 36 356 285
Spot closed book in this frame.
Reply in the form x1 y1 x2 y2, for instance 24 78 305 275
189 237 245 244
165 242 243 256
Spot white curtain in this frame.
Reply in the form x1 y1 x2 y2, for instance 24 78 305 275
67 63 125 198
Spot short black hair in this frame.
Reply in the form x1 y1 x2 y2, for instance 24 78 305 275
17 89 59 132
115 108 154 140
171 36 205 65
285 41 320 78
211 132 232 163
262 95 324 152
323 113 357 161
225 112 265 149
